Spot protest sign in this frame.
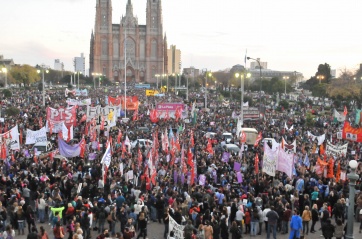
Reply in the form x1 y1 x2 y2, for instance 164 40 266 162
25 127 47 145
169 216 185 239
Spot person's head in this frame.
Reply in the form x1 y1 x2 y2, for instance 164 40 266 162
5 225 11 232
170 231 175 237
312 204 318 210
232 221 237 228
305 206 309 210
56 221 61 228
76 228 83 235
336 218 342 226
103 229 109 236
68 203 73 208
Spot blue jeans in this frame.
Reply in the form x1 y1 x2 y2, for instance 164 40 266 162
38 209 45 222
289 229 301 239
267 223 277 239
282 221 289 233
150 206 157 221
18 220 25 234
250 221 258 236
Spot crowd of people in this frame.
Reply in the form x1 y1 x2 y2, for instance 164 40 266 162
0 84 361 239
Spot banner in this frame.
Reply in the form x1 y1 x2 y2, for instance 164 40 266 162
326 140 348 156
75 89 88 96
307 131 325 145
333 109 345 122
145 90 159 96
0 125 20 150
262 142 278 176
101 143 112 167
58 137 82 158
342 121 362 142
25 127 47 145
277 149 294 178
47 106 77 127
46 120 63 133
281 138 296 154
108 96 139 110
66 98 91 106
65 88 76 97
156 103 185 119
243 107 260 120
168 215 185 239
86 105 118 128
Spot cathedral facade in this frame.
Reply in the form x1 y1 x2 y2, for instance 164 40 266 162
89 0 167 83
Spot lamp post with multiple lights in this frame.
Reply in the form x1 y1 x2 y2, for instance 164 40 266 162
247 57 262 111
37 65 49 107
283 76 289 95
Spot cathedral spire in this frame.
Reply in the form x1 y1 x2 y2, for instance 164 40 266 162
126 0 133 17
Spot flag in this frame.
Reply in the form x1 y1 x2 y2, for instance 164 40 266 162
343 105 348 116
187 147 193 166
175 107 182 122
326 158 334 178
164 110 170 120
101 142 112 167
80 114 87 123
190 130 195 147
138 148 143 169
206 139 213 154
303 154 310 167
320 143 325 155
254 132 262 147
124 135 131 153
100 115 105 130
133 109 138 121
117 130 122 144
333 109 345 123
240 130 246 143
336 162 341 182
255 153 259 174
79 138 86 158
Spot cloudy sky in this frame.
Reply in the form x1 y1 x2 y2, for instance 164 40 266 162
1 0 362 79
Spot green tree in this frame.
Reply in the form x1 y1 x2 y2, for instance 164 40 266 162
316 63 332 83
2 89 12 98
305 112 315 127
10 65 40 85
5 107 20 117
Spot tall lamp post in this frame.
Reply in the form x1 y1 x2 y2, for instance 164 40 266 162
155 74 160 89
317 75 324 84
235 72 251 125
204 70 212 109
1 68 7 88
247 57 262 111
345 159 359 239
283 76 289 95
75 71 82 89
37 65 49 107
92 73 101 89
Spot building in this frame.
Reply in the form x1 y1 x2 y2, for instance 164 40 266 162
167 45 181 74
89 0 166 83
54 59 64 71
248 68 304 85
0 55 15 68
74 53 86 75
250 58 267 70
183 67 200 78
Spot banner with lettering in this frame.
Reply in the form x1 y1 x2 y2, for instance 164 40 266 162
0 125 20 150
108 96 139 110
46 120 64 133
66 98 91 106
262 142 278 177
342 121 362 142
25 127 47 145
277 148 294 178
75 89 88 96
86 105 118 128
326 140 348 156
168 215 185 239
46 106 77 127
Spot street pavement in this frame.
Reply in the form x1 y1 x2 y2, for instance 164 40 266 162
14 220 362 239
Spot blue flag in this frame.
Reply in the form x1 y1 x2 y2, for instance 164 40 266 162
303 154 310 167
101 143 112 167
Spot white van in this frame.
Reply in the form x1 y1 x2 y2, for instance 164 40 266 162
240 128 258 146
31 141 53 156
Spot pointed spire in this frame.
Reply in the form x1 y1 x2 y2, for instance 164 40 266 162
126 0 133 17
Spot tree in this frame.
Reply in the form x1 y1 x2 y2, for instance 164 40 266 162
2 89 12 98
5 107 20 117
10 64 40 85
316 63 332 83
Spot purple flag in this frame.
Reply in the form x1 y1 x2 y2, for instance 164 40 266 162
199 174 206 186
277 148 294 178
89 153 97 161
237 171 243 183
234 162 241 172
222 152 231 163
213 170 217 183
174 170 178 184
58 137 82 158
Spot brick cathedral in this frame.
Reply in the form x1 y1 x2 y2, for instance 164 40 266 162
89 0 167 83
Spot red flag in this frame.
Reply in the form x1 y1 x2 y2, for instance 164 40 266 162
97 138 101 151
79 138 86 158
190 130 194 147
206 139 214 154
240 131 246 143
164 110 170 121
187 147 193 166
84 122 89 136
175 107 182 122
39 117 43 128
49 151 54 161
138 148 143 169
80 114 87 123
100 115 105 130
151 168 157 186
117 130 122 144
133 110 138 121
254 132 262 147
255 153 259 174
4 124 8 133
190 164 195 186
58 130 63 140
11 153 15 162
150 109 159 123
343 106 348 116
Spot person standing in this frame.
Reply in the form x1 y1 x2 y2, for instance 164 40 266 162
265 206 279 239
53 222 65 239
250 207 259 236
136 211 148 239
334 218 345 239
302 205 311 235
321 219 334 239
163 207 170 239
262 204 271 233
289 209 302 239
310 204 319 233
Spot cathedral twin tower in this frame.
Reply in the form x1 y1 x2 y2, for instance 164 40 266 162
89 0 167 83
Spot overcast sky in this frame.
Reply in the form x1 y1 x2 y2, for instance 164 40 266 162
1 0 362 79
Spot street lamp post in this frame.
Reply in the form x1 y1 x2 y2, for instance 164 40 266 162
186 76 189 101
37 65 49 107
204 70 212 109
1 68 7 88
283 76 289 95
247 57 262 111
92 73 101 89
75 71 82 89
317 75 324 84
155 74 160 89
345 160 359 239
235 72 250 125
